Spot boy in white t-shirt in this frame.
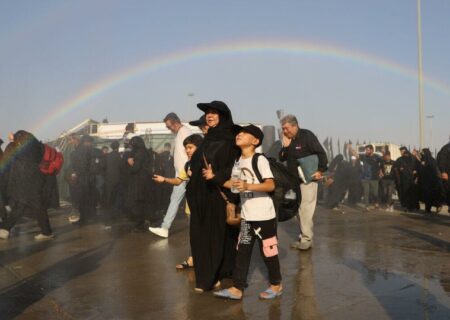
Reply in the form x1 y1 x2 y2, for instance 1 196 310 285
214 124 282 300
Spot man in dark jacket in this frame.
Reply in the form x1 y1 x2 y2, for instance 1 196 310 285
0 131 53 240
279 115 327 251
350 144 382 211
437 140 450 212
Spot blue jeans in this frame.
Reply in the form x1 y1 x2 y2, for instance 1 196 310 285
161 181 186 230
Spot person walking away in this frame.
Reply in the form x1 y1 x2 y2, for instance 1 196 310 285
437 140 450 213
214 125 282 300
279 115 327 251
349 144 381 211
380 151 396 212
149 113 192 238
0 131 53 241
153 134 203 269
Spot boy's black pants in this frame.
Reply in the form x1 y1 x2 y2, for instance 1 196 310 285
233 218 281 291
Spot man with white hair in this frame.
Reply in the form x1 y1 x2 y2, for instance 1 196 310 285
279 115 327 251
149 112 192 238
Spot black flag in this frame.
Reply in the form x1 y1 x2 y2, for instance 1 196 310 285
330 137 334 159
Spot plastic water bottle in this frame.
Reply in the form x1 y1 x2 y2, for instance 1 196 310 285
231 162 241 194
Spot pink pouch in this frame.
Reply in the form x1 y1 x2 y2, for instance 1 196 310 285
262 236 278 257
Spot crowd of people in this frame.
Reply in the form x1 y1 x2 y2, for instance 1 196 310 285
0 101 449 301
324 142 450 214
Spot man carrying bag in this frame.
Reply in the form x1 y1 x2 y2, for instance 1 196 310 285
279 115 328 251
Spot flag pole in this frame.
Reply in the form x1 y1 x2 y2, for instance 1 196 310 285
417 0 425 149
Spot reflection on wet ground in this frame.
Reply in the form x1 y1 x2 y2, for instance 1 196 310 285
0 205 449 319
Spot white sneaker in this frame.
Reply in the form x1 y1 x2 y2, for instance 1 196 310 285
149 227 169 238
0 229 10 240
34 233 54 241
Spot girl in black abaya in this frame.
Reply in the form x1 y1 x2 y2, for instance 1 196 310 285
186 101 240 292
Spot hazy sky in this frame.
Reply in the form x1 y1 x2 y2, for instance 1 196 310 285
1 0 449 151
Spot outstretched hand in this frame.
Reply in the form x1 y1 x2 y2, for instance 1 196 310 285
153 175 165 183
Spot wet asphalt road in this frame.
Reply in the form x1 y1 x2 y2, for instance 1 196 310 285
0 204 449 320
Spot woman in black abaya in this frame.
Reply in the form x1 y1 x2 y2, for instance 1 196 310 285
187 101 240 292
417 149 444 213
0 131 52 239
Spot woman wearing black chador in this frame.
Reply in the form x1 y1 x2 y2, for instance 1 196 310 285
187 101 240 292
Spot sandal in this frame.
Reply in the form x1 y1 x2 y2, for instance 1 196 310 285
176 260 193 270
259 288 283 300
214 289 242 300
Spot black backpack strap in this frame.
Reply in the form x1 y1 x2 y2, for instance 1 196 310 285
252 153 264 183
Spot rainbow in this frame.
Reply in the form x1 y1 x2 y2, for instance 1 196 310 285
33 38 450 136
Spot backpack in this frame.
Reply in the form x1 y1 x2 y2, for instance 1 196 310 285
251 153 301 222
40 144 64 175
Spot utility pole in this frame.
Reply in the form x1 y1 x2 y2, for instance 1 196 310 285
417 0 425 149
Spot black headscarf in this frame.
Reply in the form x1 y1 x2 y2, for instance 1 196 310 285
13 130 44 163
129 136 146 153
203 105 236 143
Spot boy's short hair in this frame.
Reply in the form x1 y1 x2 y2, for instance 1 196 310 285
365 144 374 151
384 151 391 156
183 134 204 147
